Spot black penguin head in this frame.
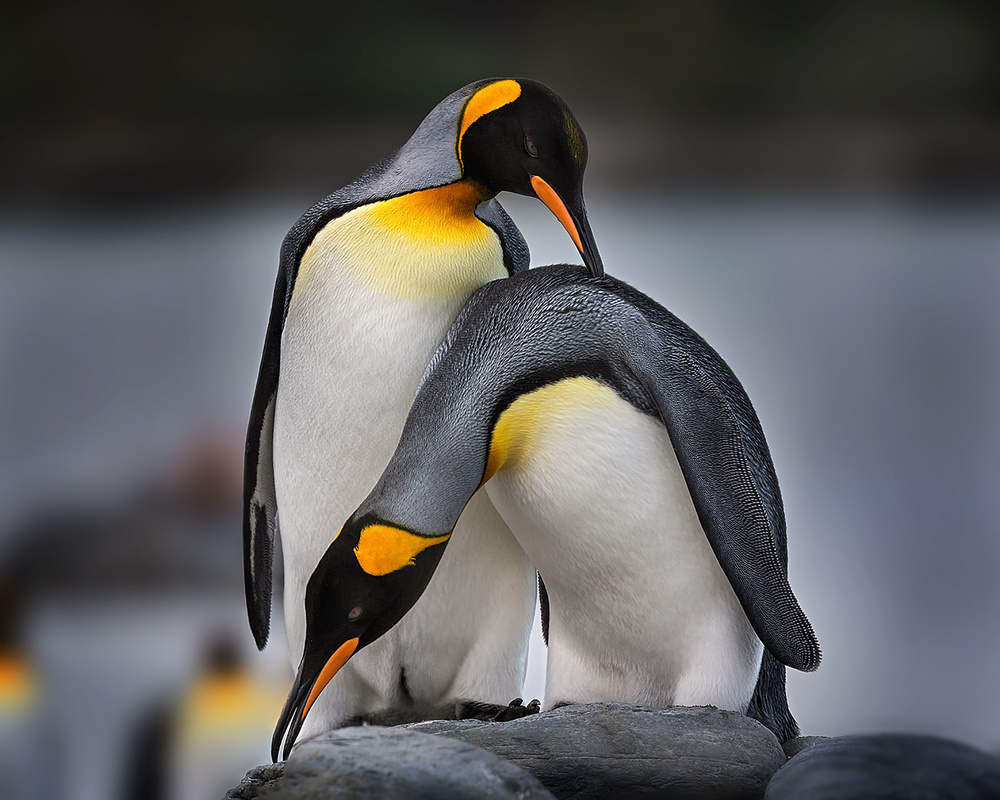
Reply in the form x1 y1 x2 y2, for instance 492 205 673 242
270 513 451 762
458 79 604 277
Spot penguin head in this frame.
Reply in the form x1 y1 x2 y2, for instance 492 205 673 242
458 79 604 277
270 513 450 761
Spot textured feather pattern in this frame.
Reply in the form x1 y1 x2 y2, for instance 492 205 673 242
636 344 820 671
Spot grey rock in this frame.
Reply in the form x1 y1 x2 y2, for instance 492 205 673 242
765 733 1000 799
781 735 829 759
405 703 787 799
223 763 285 799
243 726 555 799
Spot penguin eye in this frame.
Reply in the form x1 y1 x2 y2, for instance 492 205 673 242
524 136 538 158
347 605 363 622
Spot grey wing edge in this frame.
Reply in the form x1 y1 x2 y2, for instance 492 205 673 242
475 198 530 275
243 271 284 650
623 324 821 675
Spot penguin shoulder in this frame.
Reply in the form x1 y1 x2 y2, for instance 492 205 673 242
275 78 506 296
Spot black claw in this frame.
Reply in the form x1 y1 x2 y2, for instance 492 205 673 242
491 697 537 722
457 697 541 722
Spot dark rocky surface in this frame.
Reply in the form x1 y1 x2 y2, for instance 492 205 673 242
224 705 1000 800
765 733 1000 800
224 763 286 799
405 703 786 800
781 734 829 759
226 726 554 799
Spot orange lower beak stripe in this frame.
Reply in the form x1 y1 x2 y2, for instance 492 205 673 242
301 637 360 720
530 175 584 256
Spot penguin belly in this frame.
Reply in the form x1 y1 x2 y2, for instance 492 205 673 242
485 376 763 713
273 208 535 735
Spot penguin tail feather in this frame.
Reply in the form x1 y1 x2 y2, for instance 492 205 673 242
746 648 799 743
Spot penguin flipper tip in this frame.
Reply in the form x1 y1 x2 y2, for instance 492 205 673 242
244 499 275 650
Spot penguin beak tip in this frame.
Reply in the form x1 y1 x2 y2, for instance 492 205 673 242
585 252 605 279
271 636 361 761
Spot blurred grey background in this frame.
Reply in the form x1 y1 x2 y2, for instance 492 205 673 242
1 1 999 798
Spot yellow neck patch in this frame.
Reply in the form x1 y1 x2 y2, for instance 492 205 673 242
354 523 451 576
295 180 504 301
483 376 619 483
367 180 488 241
458 80 522 165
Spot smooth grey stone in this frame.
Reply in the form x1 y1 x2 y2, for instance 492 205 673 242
765 733 1000 799
406 703 787 799
249 726 555 799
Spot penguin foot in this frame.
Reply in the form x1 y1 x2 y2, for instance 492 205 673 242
518 698 542 717
457 697 541 722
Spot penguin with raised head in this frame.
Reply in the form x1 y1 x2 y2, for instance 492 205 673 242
270 265 821 758
243 80 604 746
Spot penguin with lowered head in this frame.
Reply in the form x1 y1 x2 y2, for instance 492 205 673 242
270 264 821 759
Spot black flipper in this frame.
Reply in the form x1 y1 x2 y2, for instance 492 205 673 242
243 266 287 650
630 342 820 674
538 571 550 646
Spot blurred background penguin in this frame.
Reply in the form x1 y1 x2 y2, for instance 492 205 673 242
0 580 52 800
121 634 286 800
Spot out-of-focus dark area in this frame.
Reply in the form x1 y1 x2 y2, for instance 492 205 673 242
4 0 1000 207
2 2 999 797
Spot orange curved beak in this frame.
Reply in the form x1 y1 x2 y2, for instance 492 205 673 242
301 637 359 720
530 174 604 277
272 636 360 762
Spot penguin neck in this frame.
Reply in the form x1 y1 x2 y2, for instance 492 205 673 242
295 180 505 301
483 377 620 482
366 319 628 538
367 375 617 538
365 373 501 537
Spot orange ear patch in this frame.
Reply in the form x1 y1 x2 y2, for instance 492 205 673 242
458 80 522 162
353 524 451 576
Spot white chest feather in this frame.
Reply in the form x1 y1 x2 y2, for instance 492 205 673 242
274 198 504 552
272 189 534 728
484 377 763 712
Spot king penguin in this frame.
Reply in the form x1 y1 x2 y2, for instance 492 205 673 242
269 265 821 758
243 80 604 746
